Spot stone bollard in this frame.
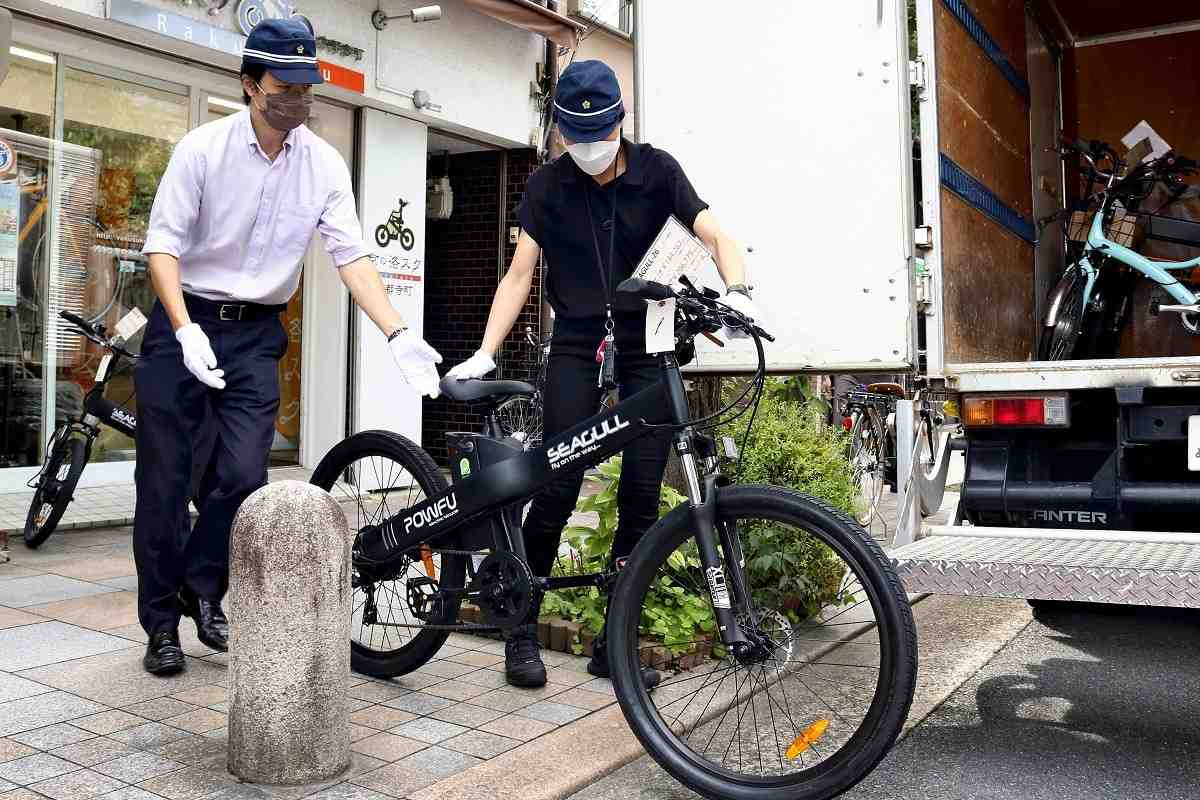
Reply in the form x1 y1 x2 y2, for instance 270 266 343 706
227 480 352 785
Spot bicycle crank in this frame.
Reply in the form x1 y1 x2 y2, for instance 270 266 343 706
469 551 539 628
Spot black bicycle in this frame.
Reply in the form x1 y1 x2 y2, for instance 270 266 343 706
24 311 138 548
311 277 917 800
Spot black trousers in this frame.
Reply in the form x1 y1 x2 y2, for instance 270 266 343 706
133 300 287 636
523 329 672 585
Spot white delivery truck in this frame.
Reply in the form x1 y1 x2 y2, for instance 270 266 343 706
635 0 1200 608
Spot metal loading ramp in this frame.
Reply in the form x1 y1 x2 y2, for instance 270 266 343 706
891 527 1200 608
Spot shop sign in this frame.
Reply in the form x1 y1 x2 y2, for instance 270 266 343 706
109 0 246 58
235 0 297 36
0 177 17 307
318 60 365 94
0 137 13 176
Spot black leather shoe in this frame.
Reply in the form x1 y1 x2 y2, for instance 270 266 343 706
178 590 228 652
504 624 547 688
144 632 185 676
588 631 661 690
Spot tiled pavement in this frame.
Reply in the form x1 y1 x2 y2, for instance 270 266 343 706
0 469 314 537
0 527 621 800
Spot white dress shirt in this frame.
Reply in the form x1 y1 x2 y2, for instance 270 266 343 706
143 109 370 305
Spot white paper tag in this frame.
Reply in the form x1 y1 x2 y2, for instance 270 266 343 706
115 307 148 340
1121 120 1171 163
94 354 113 383
634 215 713 289
1189 416 1200 472
645 298 676 354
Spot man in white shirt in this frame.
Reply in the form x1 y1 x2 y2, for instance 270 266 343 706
135 17 440 675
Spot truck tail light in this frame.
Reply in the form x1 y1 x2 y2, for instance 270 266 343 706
962 394 1069 428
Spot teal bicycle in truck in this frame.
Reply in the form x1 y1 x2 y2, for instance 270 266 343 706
1040 138 1200 361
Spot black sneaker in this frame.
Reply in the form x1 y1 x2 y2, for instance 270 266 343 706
588 631 661 690
504 624 547 688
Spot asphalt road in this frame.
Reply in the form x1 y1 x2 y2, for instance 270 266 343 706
567 601 1200 800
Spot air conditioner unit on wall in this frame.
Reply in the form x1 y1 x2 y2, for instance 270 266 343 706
426 176 453 220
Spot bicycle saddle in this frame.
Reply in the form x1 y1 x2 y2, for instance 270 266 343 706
866 382 906 399
439 377 535 402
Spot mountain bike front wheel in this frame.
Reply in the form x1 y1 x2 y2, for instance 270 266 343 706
24 429 88 549
1039 268 1087 360
608 485 916 800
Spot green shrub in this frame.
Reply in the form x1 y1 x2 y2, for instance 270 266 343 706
722 378 858 618
543 380 858 653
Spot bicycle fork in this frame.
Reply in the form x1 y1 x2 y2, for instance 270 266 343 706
676 434 752 652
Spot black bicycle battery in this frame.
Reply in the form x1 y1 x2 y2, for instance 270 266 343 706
445 432 523 551
84 392 136 438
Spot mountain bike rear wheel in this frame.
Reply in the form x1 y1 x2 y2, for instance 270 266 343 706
495 393 543 449
847 412 886 527
310 430 466 677
24 429 88 549
608 485 916 800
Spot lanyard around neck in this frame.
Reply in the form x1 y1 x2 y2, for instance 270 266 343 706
581 153 619 320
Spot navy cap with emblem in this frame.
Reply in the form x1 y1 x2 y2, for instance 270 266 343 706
554 60 625 143
241 17 324 86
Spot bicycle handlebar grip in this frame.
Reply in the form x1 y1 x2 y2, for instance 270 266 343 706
615 277 675 301
59 310 90 329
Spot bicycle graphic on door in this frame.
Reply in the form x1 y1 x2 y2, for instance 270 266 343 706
375 198 416 251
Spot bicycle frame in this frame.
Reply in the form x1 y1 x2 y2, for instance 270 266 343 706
79 349 136 438
1079 197 1200 308
355 350 754 649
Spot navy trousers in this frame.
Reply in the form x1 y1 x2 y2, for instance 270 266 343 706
133 299 287 636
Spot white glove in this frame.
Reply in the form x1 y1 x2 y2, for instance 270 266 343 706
388 329 443 398
720 290 761 341
175 323 226 389
446 349 497 381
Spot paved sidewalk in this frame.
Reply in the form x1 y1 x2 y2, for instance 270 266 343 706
0 526 632 800
0 474 961 799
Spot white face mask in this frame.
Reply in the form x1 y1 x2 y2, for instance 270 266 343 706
566 138 621 175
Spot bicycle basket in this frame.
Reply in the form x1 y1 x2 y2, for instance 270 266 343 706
1067 209 1144 249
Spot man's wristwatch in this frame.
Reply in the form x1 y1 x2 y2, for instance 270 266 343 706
725 284 752 298
387 326 409 342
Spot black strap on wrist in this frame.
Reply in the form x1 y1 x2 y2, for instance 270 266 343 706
387 326 408 342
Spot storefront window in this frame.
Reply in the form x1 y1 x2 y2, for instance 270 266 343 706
0 46 56 468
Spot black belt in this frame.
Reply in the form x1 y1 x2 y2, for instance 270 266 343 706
184 293 286 323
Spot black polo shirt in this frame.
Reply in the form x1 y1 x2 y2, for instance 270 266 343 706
517 140 708 350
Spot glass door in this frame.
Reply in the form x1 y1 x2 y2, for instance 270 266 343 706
49 61 190 463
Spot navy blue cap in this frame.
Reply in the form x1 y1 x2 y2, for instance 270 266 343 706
242 17 324 86
555 60 625 143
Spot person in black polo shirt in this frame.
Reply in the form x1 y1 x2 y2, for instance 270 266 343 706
446 60 760 688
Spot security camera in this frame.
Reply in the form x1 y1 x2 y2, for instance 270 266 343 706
411 6 443 23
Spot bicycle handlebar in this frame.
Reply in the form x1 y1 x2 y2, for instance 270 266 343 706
57 310 139 359
614 277 776 345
